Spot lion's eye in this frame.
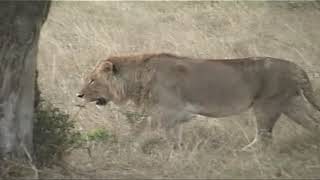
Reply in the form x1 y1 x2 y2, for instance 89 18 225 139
89 79 95 85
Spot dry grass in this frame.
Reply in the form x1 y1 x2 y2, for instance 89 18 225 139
35 1 320 179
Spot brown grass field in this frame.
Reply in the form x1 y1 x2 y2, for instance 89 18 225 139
34 1 320 178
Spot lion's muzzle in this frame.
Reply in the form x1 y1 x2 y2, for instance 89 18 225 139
76 92 108 106
76 93 84 98
96 97 107 106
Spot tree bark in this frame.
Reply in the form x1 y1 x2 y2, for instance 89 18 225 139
0 1 50 158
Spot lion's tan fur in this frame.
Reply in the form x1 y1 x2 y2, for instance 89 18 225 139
106 53 160 106
106 75 126 103
78 53 320 150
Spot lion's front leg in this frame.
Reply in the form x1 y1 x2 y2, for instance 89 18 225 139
158 108 194 150
140 106 193 150
162 123 183 150
134 102 194 153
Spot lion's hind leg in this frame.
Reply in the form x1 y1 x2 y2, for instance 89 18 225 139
242 100 282 152
284 95 320 135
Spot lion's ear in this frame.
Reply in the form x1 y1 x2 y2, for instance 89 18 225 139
98 61 114 73
98 61 119 74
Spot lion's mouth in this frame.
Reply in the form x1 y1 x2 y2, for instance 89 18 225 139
95 97 108 106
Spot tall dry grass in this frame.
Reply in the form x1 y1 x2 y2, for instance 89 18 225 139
36 1 320 178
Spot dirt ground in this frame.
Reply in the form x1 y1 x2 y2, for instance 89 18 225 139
36 1 320 178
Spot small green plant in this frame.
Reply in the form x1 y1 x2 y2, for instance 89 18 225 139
86 128 114 142
83 128 117 144
72 128 116 144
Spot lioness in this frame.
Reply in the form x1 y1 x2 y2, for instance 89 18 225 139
77 53 320 150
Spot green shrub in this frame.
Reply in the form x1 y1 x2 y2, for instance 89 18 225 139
33 101 79 166
33 100 115 166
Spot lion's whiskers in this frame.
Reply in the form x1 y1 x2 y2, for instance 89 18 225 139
71 102 88 122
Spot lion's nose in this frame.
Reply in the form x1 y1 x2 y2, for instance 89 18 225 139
76 93 84 98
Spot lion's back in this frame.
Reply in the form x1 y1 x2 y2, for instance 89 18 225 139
145 55 304 111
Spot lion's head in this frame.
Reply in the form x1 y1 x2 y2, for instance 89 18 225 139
77 59 125 106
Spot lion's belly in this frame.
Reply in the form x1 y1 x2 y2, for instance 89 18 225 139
183 88 254 117
179 63 259 117
185 99 253 117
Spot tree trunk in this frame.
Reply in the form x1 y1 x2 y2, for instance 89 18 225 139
0 1 51 158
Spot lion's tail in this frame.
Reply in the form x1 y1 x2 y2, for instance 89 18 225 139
299 68 320 112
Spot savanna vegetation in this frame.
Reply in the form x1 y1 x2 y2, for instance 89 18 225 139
2 1 320 179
